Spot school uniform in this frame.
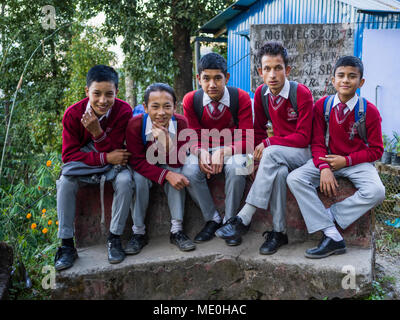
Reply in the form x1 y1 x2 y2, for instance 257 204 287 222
125 113 189 234
181 86 253 223
287 94 385 234
57 97 134 239
246 79 313 233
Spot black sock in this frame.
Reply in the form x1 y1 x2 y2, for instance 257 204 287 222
108 232 120 241
62 238 74 248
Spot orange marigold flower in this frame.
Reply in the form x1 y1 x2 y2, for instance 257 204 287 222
56 221 59 225
48 220 52 225
46 160 52 167
42 208 46 214
38 186 41 191
42 228 48 234
31 223 37 229
26 213 32 219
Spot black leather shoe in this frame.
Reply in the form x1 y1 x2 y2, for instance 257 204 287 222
125 234 148 255
170 231 196 251
259 231 288 255
215 216 249 240
225 237 242 246
305 235 346 259
54 246 78 271
107 237 126 264
194 221 221 243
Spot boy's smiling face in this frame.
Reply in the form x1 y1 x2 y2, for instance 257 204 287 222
144 90 175 128
332 66 365 102
85 81 118 117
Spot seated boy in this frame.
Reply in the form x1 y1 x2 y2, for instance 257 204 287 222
181 53 253 246
215 42 313 255
125 83 195 253
287 56 385 259
55 65 133 270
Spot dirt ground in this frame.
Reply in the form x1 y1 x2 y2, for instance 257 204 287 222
375 252 400 299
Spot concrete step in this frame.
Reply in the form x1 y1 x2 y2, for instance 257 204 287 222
52 231 374 300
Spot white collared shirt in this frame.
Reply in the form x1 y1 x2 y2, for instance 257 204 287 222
264 78 290 102
332 93 358 116
86 101 112 121
203 86 230 113
144 114 176 141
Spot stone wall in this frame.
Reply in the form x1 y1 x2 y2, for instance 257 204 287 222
73 175 373 248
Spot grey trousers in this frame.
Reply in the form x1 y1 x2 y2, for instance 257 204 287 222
246 145 312 233
181 152 248 222
57 168 134 239
287 159 385 233
131 165 185 228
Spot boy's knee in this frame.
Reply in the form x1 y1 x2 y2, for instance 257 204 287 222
182 164 203 182
286 170 301 188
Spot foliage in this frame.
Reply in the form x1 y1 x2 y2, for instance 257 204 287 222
0 153 60 299
80 0 234 103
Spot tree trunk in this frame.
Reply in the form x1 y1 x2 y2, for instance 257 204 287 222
125 73 136 108
172 21 193 114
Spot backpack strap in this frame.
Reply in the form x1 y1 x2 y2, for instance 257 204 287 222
193 89 204 124
193 87 240 127
141 113 149 145
227 86 239 127
323 95 335 151
350 97 368 144
261 81 298 121
261 84 270 121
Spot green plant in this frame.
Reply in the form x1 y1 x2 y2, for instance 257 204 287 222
0 152 61 299
383 133 395 152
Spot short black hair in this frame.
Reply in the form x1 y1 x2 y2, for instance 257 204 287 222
257 41 289 67
144 83 177 105
333 56 364 79
86 65 119 90
198 52 227 76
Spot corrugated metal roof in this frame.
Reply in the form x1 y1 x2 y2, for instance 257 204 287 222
199 0 259 33
199 0 400 34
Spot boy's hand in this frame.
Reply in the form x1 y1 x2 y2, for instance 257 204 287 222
152 122 172 152
198 149 213 179
165 171 190 191
319 155 347 171
81 108 103 138
320 168 339 197
253 142 265 162
211 147 231 175
106 149 132 166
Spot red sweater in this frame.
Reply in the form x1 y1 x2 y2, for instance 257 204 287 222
183 88 253 154
312 96 383 170
62 97 132 166
126 113 189 185
253 83 313 148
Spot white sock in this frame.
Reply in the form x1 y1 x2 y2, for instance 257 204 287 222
170 219 183 234
237 203 257 226
326 208 335 222
133 225 146 235
323 225 343 242
212 211 222 224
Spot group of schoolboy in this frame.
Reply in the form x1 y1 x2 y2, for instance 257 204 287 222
54 41 385 271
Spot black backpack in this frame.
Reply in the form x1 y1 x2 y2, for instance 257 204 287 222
192 86 240 127
260 81 299 121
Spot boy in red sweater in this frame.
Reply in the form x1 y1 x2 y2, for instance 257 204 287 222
287 56 385 258
55 65 133 270
125 83 195 253
216 42 313 255
181 53 253 246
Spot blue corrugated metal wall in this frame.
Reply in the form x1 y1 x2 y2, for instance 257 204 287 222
226 0 400 97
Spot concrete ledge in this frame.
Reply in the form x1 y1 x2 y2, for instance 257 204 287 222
52 231 373 300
